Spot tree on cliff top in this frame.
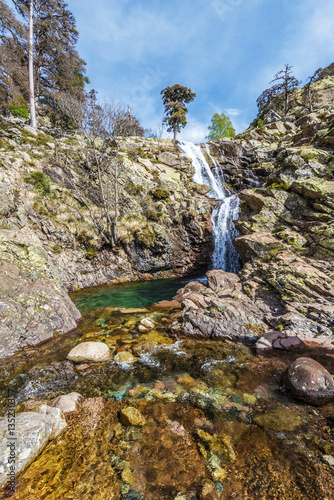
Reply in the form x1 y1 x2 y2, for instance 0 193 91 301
206 112 235 141
257 64 300 116
161 84 196 141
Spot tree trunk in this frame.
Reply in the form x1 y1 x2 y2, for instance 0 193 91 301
173 122 178 141
28 0 37 129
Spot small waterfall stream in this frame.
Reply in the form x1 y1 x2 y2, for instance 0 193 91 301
179 141 241 273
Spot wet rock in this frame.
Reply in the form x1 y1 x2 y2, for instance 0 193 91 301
120 407 146 427
51 392 83 415
67 341 111 363
0 412 53 488
284 357 334 405
114 351 137 364
253 407 302 432
37 404 67 439
206 269 239 291
140 318 155 329
0 229 81 360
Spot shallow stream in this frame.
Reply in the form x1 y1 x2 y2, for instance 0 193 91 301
1 278 334 499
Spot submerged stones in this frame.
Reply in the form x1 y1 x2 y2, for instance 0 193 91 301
114 351 137 364
284 357 334 406
119 407 146 427
253 407 302 432
0 411 60 488
67 341 111 363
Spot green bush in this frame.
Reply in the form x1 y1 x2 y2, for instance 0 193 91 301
257 118 264 129
8 96 29 119
24 171 51 196
136 224 156 246
86 246 97 259
125 180 145 196
151 187 170 200
52 244 62 254
148 210 163 221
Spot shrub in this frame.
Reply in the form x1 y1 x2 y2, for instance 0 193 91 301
8 96 29 119
147 210 163 221
52 244 62 254
257 118 264 129
136 224 156 246
86 246 97 259
151 187 170 200
24 171 51 196
125 180 145 196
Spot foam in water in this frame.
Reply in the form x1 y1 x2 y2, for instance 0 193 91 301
178 141 241 273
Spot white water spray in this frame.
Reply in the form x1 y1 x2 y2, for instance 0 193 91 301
179 141 241 273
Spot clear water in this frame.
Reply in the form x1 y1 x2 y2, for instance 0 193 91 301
71 275 207 313
178 141 241 273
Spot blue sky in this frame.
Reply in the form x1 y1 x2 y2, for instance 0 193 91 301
43 1 334 141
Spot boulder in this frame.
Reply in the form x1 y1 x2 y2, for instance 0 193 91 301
206 269 239 291
0 412 53 488
37 404 67 439
67 341 111 363
284 357 334 405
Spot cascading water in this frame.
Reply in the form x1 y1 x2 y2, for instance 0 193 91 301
178 141 241 273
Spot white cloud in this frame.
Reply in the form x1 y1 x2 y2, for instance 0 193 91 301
225 108 241 116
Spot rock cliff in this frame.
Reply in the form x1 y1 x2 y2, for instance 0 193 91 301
173 68 334 355
0 125 213 358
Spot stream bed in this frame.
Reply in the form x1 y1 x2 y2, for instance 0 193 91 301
1 278 334 499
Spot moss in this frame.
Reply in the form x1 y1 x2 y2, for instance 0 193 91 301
266 182 289 191
33 201 48 216
8 96 29 119
244 323 266 335
24 171 51 196
136 224 156 246
147 210 163 221
86 246 97 259
151 187 170 201
35 134 54 146
125 180 145 196
52 245 62 254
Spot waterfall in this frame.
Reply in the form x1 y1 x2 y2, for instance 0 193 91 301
178 141 241 274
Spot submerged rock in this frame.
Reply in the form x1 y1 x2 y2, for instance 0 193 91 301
114 351 137 364
67 341 111 363
51 392 83 416
284 357 334 406
120 407 146 427
0 412 54 488
253 407 302 432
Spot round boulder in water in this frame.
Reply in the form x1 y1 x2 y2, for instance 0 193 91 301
67 341 111 363
284 357 334 406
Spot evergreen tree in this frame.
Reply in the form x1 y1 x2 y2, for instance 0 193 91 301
161 84 196 140
206 112 235 141
1 0 88 127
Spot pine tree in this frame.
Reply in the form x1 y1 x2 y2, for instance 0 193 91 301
161 84 196 140
2 0 88 127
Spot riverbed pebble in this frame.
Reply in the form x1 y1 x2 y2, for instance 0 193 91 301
120 407 146 427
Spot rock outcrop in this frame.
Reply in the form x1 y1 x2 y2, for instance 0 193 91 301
0 123 213 359
173 67 334 355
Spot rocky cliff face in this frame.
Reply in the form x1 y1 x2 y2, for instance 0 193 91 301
0 123 213 358
173 71 334 355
